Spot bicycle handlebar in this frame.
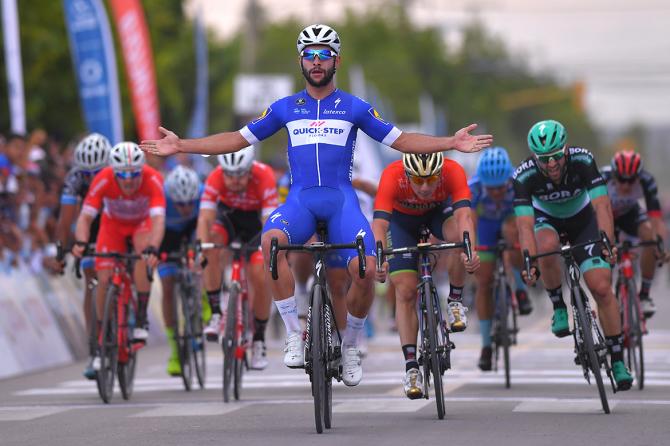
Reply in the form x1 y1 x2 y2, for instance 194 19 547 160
376 231 472 272
269 236 367 280
523 230 612 280
79 250 154 282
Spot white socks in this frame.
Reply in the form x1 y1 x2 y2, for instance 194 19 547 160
275 296 302 334
342 313 366 348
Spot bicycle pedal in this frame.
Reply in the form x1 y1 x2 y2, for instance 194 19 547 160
573 355 581 366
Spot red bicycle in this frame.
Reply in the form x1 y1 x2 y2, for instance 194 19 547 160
78 250 152 403
198 240 254 402
614 238 663 390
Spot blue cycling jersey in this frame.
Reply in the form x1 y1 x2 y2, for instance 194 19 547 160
165 184 202 232
469 176 515 221
241 89 401 189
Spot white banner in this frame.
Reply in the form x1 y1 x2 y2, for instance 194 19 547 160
234 74 293 115
2 0 26 134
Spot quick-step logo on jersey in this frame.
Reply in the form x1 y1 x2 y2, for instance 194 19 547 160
286 119 353 147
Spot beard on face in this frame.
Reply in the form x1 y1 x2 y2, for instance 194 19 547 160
301 63 336 87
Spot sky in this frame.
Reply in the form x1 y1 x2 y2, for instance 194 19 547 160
186 0 670 130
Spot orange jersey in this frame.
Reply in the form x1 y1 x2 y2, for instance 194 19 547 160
82 165 165 223
374 159 471 218
200 161 278 218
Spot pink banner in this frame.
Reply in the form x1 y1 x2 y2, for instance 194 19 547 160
110 0 160 140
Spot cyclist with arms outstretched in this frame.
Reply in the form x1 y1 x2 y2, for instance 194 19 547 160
140 24 492 386
513 120 633 390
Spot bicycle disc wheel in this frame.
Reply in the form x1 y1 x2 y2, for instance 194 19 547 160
234 297 249 401
627 283 644 390
222 285 238 402
425 282 445 420
98 286 118 404
575 288 609 414
178 285 193 391
310 284 326 434
192 291 206 389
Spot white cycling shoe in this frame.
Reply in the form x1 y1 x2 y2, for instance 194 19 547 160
342 346 363 386
204 313 222 342
250 340 269 370
448 301 468 332
283 331 305 368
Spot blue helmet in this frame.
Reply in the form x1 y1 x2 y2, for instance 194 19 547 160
476 147 513 187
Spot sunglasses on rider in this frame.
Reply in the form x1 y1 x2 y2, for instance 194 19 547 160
535 147 566 164
115 170 142 179
615 175 637 184
223 169 251 178
300 49 337 61
80 169 102 177
407 174 440 186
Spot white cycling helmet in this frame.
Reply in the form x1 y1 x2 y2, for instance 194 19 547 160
402 152 444 177
165 165 200 203
217 146 255 175
297 24 341 55
109 141 145 172
74 133 111 171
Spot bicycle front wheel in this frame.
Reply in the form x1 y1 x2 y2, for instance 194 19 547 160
310 283 326 434
234 296 249 401
98 285 119 404
424 282 445 420
626 281 644 390
574 288 609 414
192 292 207 389
222 285 238 403
177 284 194 391
498 283 512 389
118 300 137 400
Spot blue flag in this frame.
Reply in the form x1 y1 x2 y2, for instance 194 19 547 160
63 0 123 143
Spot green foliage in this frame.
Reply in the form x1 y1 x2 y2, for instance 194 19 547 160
0 1 600 162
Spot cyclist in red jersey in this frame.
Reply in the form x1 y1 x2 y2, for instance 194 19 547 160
72 142 166 370
372 153 479 399
198 146 278 370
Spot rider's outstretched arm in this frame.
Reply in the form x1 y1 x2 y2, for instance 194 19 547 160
391 124 493 154
515 215 537 258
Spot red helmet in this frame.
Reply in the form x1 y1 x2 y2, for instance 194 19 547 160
611 150 642 181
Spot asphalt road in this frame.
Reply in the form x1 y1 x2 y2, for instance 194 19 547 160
2 278 670 446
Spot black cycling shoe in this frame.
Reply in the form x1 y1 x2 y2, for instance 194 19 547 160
516 289 533 316
478 346 492 371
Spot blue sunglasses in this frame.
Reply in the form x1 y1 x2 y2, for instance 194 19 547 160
115 170 142 179
300 49 337 61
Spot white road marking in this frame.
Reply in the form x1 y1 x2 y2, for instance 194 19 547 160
132 402 243 418
0 406 69 421
513 400 617 413
333 398 431 413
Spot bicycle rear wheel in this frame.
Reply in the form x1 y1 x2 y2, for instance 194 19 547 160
222 285 238 402
98 285 118 404
575 288 610 414
177 284 194 391
626 282 644 390
310 284 326 434
425 282 445 420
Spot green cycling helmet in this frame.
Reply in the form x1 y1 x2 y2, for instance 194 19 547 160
527 120 567 155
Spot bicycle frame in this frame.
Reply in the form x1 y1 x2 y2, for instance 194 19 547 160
269 227 366 434
523 231 615 413
616 244 646 342
228 244 251 364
